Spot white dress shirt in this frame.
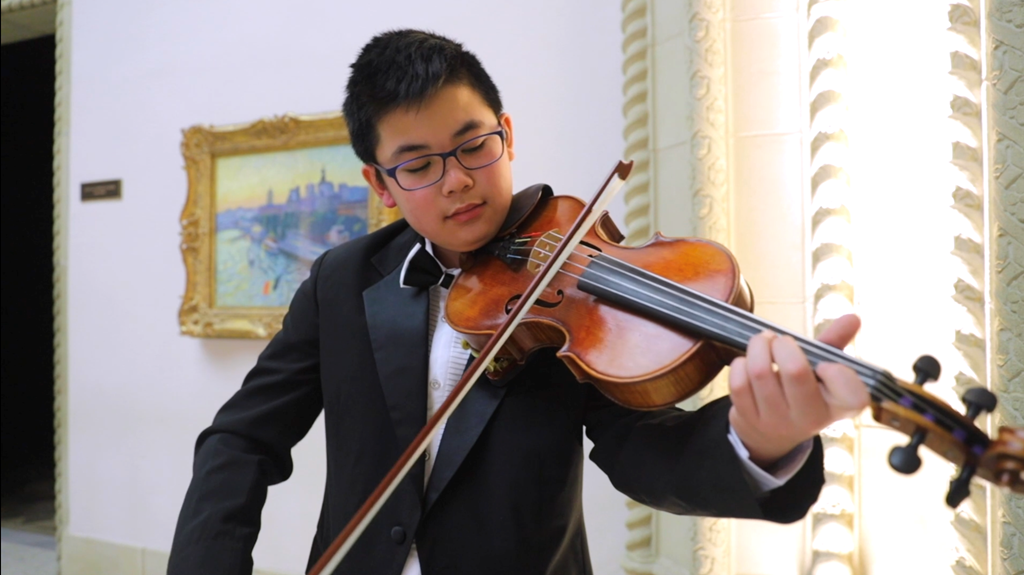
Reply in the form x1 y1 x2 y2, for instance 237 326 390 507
399 241 811 575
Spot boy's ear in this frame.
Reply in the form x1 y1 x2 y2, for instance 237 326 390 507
501 113 515 162
362 164 397 209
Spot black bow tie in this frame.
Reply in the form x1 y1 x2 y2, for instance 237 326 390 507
402 244 455 289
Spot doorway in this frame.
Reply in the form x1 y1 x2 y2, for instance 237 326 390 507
1 33 57 549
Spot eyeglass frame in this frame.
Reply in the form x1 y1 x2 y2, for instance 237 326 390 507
372 127 508 192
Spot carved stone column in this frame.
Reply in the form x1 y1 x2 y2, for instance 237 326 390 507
681 0 732 573
621 0 653 246
807 1 857 573
49 0 71 571
987 1 1024 573
619 0 733 571
619 2 659 573
948 2 990 574
948 2 1024 573
688 0 729 245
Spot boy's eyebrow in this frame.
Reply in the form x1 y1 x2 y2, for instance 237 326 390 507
387 119 487 162
451 119 484 139
389 143 430 162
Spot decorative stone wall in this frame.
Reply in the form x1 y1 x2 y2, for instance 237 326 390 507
988 1 1024 573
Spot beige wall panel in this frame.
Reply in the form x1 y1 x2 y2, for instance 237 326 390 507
63 535 142 575
62 535 287 575
650 0 685 42
750 301 809 332
653 143 694 238
728 3 810 574
142 548 170 575
653 33 691 151
731 133 806 303
858 425 961 575
730 16 802 136
732 519 806 575
731 0 794 20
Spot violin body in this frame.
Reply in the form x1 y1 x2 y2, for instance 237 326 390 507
447 195 752 409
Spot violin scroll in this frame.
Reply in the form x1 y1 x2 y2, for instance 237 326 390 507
870 355 1024 507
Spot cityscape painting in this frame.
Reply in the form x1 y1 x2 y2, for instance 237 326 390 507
214 145 368 307
180 113 400 338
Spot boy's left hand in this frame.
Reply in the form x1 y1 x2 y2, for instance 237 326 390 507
728 314 870 469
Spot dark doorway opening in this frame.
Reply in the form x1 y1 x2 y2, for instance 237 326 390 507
1 34 57 537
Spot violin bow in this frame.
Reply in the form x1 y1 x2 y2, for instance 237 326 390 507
307 160 634 575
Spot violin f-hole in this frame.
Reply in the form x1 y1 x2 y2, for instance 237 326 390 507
504 290 565 314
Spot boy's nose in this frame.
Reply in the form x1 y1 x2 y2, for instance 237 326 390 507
440 156 473 196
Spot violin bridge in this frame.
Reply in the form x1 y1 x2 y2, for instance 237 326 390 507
527 230 562 274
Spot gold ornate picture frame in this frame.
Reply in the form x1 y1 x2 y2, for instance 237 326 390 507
179 112 399 338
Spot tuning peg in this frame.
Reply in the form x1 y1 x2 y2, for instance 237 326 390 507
947 464 976 508
888 356 941 474
912 355 941 385
943 390 996 507
889 429 926 474
962 387 997 421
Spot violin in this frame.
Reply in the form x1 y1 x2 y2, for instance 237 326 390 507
309 160 1023 575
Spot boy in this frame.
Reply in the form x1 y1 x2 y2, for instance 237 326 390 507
169 29 867 575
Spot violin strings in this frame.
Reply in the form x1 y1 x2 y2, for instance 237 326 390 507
517 236 872 367
504 244 970 434
505 249 955 430
510 243 879 376
504 250 904 406
520 236 878 371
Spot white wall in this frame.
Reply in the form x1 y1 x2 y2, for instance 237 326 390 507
66 1 628 573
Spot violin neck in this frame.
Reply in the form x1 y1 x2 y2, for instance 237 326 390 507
577 254 890 400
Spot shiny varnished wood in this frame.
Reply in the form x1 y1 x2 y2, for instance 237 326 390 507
447 195 752 409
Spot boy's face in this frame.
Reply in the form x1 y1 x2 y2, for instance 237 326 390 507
362 83 515 267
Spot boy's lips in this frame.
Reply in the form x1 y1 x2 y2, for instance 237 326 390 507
447 202 485 221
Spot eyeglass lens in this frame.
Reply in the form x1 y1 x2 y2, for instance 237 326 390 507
395 133 504 190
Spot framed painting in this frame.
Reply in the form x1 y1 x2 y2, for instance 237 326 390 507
179 112 400 338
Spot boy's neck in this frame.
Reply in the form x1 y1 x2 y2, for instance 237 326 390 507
424 239 461 269
434 245 461 269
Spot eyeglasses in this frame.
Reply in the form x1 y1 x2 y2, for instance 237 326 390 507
374 128 507 191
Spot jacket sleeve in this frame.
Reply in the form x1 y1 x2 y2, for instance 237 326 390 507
168 254 327 575
584 386 824 524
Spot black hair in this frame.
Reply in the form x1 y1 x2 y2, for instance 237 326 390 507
342 29 503 167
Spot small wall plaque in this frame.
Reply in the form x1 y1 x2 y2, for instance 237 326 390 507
81 179 121 201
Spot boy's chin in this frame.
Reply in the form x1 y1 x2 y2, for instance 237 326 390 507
434 229 500 257
444 238 490 256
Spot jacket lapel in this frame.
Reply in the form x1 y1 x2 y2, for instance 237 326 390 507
362 224 511 513
363 226 428 494
423 358 507 515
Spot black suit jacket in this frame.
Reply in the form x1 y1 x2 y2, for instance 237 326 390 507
168 218 825 575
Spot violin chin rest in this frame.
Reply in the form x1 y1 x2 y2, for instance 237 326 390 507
498 184 553 236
